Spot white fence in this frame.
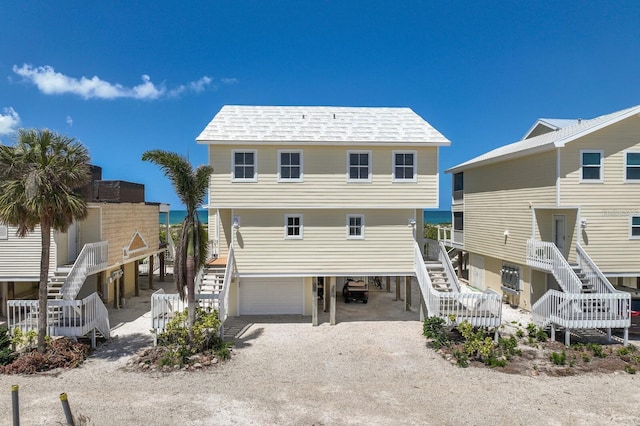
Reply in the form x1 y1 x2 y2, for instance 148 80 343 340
6 293 110 347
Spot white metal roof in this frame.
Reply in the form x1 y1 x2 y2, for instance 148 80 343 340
447 104 640 173
196 105 451 146
522 118 581 139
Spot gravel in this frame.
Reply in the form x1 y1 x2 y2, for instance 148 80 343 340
1 278 639 425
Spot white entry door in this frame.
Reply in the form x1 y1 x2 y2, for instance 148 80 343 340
68 221 79 263
552 215 566 258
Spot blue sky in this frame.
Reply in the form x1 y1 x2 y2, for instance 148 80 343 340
1 1 639 210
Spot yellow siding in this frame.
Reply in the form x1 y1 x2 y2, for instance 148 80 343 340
231 209 416 275
463 150 557 265
100 203 160 266
209 145 439 208
80 207 102 246
559 116 640 273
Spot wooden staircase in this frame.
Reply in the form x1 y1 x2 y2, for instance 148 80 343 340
47 265 73 300
197 264 226 310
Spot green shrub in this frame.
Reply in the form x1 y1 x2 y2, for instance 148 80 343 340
422 317 449 349
550 350 566 366
0 327 17 366
587 343 606 358
624 365 637 374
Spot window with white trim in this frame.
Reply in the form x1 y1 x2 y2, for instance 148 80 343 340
625 151 640 182
285 214 303 239
580 150 603 182
346 214 365 239
232 150 257 181
278 150 303 182
631 216 640 239
347 151 371 182
392 151 417 182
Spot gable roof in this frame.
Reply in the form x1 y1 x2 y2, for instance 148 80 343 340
523 118 581 139
196 105 451 146
447 104 640 174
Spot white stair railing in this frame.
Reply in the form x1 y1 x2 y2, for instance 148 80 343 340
414 242 501 328
526 240 582 294
576 244 618 294
218 245 236 336
61 241 109 300
437 241 461 293
7 293 110 348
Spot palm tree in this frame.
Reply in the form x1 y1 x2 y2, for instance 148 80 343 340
0 129 90 352
142 150 212 334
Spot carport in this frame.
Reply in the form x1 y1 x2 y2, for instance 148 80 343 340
311 275 422 325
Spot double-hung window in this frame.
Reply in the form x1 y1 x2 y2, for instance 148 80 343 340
278 150 303 182
346 214 365 239
625 152 640 182
232 150 257 182
631 216 640 239
347 151 371 182
392 151 417 182
285 214 303 239
580 150 603 182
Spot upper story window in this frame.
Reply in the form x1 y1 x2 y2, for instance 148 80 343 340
392 151 417 182
232 150 257 182
631 216 640 239
347 151 371 182
285 214 303 239
453 172 464 203
580 150 603 182
346 214 365 239
625 151 640 182
278 150 303 182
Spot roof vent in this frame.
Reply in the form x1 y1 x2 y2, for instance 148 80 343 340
578 118 582 124
333 113 336 119
302 114 306 119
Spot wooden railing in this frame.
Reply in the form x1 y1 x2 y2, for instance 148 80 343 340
436 225 463 247
576 244 617 294
7 293 110 347
438 241 460 293
525 240 582 294
61 241 109 300
218 245 236 337
414 242 501 329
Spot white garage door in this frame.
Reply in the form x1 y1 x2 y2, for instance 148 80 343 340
239 277 304 315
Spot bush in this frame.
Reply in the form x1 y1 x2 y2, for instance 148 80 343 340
422 317 449 350
550 350 566 365
157 308 233 365
0 327 17 366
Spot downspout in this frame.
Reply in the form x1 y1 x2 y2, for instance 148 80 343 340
556 147 561 207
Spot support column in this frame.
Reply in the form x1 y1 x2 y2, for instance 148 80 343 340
457 250 463 278
113 275 119 309
419 293 425 321
386 276 391 293
404 276 411 311
330 277 336 326
148 255 154 290
323 277 328 313
159 251 166 282
395 276 401 301
312 278 318 327
565 328 571 347
134 260 140 297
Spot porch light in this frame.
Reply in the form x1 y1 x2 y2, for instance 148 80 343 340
580 218 588 229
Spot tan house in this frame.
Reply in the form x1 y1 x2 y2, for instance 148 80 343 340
445 105 639 343
196 105 452 324
1 166 167 336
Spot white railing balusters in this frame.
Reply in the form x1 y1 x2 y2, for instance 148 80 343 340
526 240 582 294
61 241 109 300
438 241 460 293
576 244 618 294
414 242 501 328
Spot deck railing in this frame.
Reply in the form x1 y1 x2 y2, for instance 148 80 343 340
61 241 109 300
526 240 582 294
7 293 110 347
532 289 631 344
414 242 501 329
218 245 236 336
436 225 463 247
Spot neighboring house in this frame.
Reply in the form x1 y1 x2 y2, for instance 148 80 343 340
0 165 167 319
196 105 452 324
445 105 639 342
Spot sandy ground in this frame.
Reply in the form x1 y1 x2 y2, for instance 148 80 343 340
1 276 639 425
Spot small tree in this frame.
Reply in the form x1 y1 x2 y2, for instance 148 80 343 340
142 150 212 336
0 129 90 352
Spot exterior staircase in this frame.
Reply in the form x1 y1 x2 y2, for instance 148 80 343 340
425 261 456 293
47 265 73 300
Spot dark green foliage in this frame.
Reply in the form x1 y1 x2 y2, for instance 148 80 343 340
550 350 567 365
0 327 17 365
526 323 548 342
422 316 450 349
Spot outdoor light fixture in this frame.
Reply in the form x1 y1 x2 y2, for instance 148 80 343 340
407 219 416 228
580 218 588 229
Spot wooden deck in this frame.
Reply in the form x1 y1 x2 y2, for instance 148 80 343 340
206 257 227 267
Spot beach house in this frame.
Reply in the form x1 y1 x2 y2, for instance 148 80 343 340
1 165 168 343
187 105 503 331
444 104 639 342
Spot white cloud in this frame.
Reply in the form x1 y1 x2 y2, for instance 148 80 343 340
66 115 73 126
168 76 213 97
0 107 20 136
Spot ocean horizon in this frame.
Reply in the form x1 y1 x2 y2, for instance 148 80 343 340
164 209 451 226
